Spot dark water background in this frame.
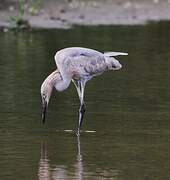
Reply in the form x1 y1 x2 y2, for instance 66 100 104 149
0 22 170 179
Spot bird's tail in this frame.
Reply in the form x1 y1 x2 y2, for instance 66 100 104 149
104 52 128 57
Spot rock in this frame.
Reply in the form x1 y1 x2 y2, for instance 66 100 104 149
60 9 66 14
79 15 85 20
3 28 9 32
16 19 30 29
9 6 15 12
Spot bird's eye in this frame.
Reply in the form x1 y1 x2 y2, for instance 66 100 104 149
112 64 116 68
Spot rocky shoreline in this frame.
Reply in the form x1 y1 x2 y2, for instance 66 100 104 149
1 0 170 30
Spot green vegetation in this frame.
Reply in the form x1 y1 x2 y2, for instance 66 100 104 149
29 0 41 15
10 0 41 29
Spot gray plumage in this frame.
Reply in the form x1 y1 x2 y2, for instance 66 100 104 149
41 47 128 136
54 47 123 85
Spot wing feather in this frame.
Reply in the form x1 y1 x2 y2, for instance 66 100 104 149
104 52 128 57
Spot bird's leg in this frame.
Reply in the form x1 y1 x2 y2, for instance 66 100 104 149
72 80 81 99
77 80 86 136
77 102 86 135
72 80 86 136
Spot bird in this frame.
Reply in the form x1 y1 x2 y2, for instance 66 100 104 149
41 47 128 136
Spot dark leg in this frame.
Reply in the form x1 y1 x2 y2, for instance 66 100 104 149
72 79 86 136
77 103 86 136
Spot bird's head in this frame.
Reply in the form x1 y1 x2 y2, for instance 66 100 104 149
40 70 62 124
105 57 122 71
41 78 53 124
111 59 122 70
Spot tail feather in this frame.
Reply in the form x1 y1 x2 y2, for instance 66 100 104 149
104 52 128 57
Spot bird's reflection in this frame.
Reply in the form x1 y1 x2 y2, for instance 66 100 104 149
75 136 83 180
38 136 121 179
38 136 83 180
38 143 51 180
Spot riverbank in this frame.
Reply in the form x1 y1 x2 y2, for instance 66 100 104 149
1 0 170 29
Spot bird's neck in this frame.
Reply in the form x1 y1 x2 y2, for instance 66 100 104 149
43 70 71 92
45 70 62 86
41 70 62 94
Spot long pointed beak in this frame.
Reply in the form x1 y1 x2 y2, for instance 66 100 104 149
42 101 47 124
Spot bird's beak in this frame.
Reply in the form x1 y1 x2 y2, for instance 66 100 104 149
42 100 47 124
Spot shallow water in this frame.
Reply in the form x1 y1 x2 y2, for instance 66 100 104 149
1 22 170 179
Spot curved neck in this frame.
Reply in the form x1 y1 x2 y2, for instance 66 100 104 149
42 69 71 93
41 70 62 96
46 69 62 87
43 70 62 87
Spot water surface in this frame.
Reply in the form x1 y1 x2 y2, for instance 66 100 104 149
1 23 170 179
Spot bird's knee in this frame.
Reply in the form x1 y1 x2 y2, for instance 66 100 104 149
79 104 86 113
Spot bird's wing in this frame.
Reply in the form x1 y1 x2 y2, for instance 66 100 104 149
54 48 125 80
54 48 105 78
104 52 128 57
70 54 107 78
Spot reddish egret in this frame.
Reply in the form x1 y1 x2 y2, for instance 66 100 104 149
41 47 128 136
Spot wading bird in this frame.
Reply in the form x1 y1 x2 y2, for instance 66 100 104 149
41 47 128 136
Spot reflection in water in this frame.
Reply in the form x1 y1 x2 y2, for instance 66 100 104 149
38 142 51 180
38 137 83 180
38 137 122 179
75 136 83 180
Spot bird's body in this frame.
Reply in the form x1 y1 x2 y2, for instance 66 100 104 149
41 47 128 136
53 47 123 91
55 47 109 80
